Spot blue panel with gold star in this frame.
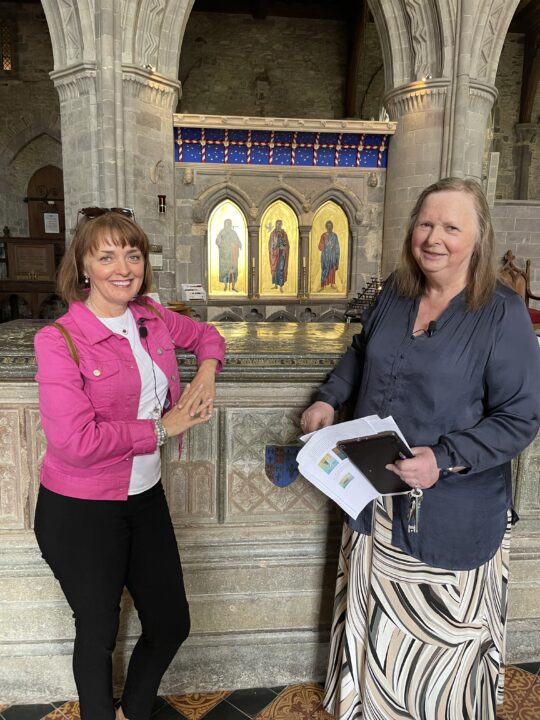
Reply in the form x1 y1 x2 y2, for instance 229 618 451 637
175 127 390 168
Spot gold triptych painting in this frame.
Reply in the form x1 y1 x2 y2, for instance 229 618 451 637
208 199 348 299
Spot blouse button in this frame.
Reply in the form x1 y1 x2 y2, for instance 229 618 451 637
93 369 101 377
171 374 176 380
157 348 163 355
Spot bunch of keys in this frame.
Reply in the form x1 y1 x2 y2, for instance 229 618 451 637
407 488 423 533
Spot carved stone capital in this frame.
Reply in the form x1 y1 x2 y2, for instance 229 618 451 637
469 80 498 116
50 63 97 102
515 123 538 146
123 64 180 111
384 79 449 120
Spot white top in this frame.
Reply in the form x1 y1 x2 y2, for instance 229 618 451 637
98 308 169 495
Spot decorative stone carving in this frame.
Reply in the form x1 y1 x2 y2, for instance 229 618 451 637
0 410 24 529
139 0 167 70
384 79 449 121
226 409 332 518
367 172 378 188
192 201 205 223
173 113 397 135
50 64 97 102
149 160 165 184
183 167 194 184
123 65 180 111
469 80 498 115
476 0 508 81
404 0 431 80
58 0 83 63
515 123 538 146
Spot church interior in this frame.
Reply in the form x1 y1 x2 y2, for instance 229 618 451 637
0 0 540 717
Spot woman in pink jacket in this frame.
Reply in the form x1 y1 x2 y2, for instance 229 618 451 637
33 208 225 720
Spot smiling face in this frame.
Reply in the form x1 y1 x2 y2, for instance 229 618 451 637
411 190 479 289
84 234 145 316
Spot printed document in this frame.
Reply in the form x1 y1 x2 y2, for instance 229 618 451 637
297 415 410 518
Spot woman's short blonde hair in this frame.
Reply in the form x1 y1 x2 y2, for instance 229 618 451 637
56 212 154 304
395 177 497 310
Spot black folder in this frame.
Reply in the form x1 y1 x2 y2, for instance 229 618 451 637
337 431 413 495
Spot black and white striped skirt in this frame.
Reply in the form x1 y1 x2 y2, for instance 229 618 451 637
323 498 511 720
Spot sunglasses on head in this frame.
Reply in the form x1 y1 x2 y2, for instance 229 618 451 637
77 207 135 224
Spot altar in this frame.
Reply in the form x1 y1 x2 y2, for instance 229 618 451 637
0 319 539 702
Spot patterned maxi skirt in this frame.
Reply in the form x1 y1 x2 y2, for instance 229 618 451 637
323 497 511 720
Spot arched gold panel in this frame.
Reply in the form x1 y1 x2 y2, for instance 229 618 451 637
309 201 348 297
208 200 248 297
259 201 298 297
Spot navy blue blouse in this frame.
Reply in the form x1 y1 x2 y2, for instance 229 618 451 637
317 277 540 570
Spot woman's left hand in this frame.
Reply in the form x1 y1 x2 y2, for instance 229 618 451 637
386 446 439 490
177 359 218 420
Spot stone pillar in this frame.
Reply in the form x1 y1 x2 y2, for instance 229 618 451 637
381 79 448 273
514 123 537 200
463 81 499 184
122 67 180 301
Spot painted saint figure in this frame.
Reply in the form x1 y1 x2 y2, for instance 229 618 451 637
319 220 340 290
268 219 289 292
216 218 242 292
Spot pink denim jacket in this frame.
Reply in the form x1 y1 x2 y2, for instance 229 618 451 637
34 298 225 500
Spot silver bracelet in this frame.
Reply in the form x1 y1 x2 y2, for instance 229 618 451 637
154 418 168 447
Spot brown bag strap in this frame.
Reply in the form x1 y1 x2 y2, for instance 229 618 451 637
51 322 80 366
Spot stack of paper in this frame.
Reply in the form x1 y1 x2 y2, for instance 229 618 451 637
297 415 410 518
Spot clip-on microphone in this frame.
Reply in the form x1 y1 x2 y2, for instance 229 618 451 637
138 317 148 339
426 320 437 337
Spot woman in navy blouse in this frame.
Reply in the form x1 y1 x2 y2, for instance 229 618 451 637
301 178 540 720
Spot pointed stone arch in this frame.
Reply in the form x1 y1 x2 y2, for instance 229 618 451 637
193 181 255 224
259 188 305 223
367 0 444 88
470 0 521 84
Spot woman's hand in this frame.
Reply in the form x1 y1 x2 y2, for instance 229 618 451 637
386 446 439 490
300 401 335 433
161 383 210 438
177 359 218 421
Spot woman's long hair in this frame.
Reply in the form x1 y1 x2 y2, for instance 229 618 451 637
56 213 154 304
394 177 497 310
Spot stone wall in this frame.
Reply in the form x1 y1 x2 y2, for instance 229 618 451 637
0 3 61 237
493 33 540 201
178 13 384 121
493 201 540 301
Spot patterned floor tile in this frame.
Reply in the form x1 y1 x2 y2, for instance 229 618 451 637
497 666 540 719
163 692 231 720
42 701 80 719
255 684 333 720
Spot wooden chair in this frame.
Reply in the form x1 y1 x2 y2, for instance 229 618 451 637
499 250 540 327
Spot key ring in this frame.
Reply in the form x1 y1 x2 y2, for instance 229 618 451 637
410 487 423 498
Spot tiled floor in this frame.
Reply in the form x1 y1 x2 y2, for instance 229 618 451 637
1 666 538 719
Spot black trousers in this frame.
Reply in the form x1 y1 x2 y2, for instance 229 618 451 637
34 481 190 720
